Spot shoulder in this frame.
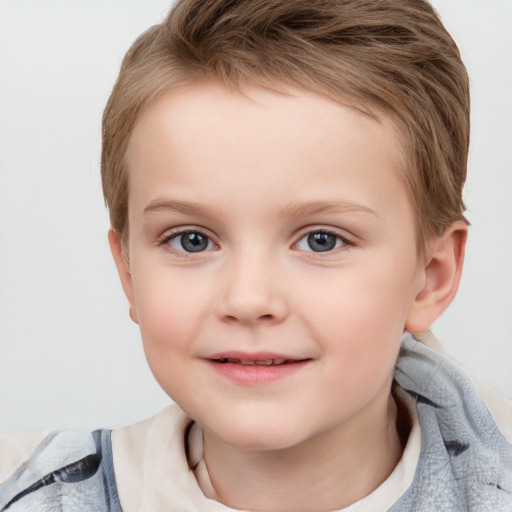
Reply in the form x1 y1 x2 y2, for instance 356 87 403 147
394 332 512 510
475 380 512 444
414 330 512 444
0 432 48 484
111 404 192 512
0 429 121 512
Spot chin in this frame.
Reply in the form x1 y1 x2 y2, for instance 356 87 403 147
206 417 315 453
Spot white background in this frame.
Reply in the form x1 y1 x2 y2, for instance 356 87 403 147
0 0 511 432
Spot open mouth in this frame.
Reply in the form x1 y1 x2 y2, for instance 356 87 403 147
212 358 308 366
214 358 298 366
207 354 311 383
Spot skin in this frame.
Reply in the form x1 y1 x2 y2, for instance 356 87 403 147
110 82 467 511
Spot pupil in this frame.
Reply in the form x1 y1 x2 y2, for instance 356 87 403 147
307 232 336 252
181 233 208 252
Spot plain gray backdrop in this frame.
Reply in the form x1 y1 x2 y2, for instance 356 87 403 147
0 0 511 431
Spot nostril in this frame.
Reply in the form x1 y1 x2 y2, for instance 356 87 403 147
218 293 288 324
224 313 275 322
224 313 274 323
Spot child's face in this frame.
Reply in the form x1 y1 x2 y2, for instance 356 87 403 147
117 82 426 451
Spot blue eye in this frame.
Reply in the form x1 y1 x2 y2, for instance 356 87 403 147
168 231 214 253
296 231 345 252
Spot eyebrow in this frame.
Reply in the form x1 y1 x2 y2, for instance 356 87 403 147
279 200 380 219
143 198 379 219
144 198 222 218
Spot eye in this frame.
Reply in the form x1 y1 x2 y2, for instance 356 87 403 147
167 231 214 253
295 231 346 253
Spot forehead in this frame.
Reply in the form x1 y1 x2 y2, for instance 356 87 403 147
126 82 410 224
129 82 400 150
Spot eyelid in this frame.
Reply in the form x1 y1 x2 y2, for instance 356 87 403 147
158 226 219 255
156 225 354 256
292 226 354 252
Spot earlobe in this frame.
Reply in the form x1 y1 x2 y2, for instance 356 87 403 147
108 229 139 324
405 221 467 333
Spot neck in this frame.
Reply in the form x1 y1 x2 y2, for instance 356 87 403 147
203 391 405 512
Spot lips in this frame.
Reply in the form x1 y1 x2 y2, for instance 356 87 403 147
214 357 297 366
205 352 311 384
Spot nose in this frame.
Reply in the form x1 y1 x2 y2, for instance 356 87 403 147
216 249 289 325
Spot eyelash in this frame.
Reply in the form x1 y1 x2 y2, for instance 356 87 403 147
158 228 217 257
158 227 354 256
294 229 353 254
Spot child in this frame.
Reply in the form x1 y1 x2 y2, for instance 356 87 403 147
1 0 511 510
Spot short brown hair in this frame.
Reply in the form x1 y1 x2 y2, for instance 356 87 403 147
102 0 470 253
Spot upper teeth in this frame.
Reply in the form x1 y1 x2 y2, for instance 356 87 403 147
219 358 288 366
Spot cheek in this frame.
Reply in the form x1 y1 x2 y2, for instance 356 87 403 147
131 272 206 401
295 260 417 372
131 266 210 356
300 265 414 333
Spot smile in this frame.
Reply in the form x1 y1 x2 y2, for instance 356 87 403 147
214 358 297 366
205 353 311 385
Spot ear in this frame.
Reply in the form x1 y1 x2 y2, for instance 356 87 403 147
405 221 467 333
108 229 139 324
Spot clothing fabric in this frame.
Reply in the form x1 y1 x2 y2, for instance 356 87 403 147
186 390 422 511
1 333 511 511
390 335 512 511
0 430 121 511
